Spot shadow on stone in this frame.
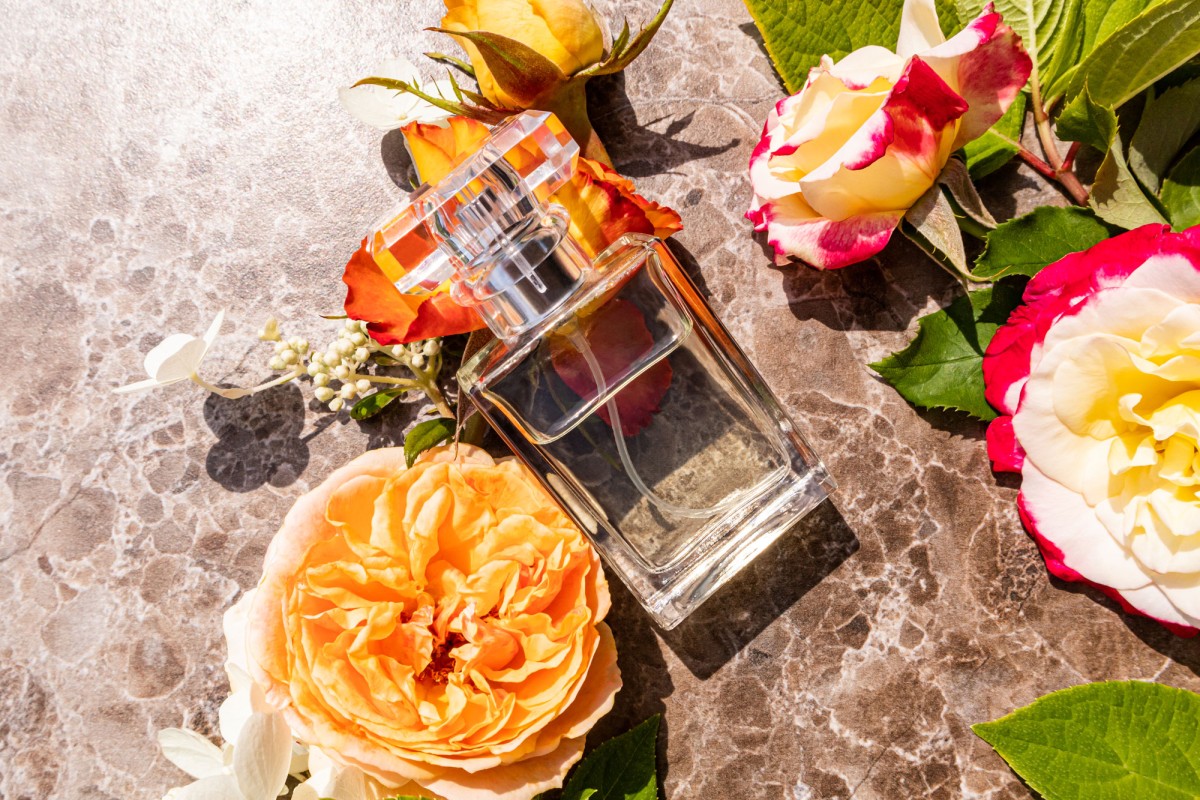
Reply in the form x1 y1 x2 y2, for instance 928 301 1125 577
381 128 417 190
587 577 677 788
657 500 859 680
1050 576 1200 677
774 234 959 335
203 383 314 492
588 73 742 178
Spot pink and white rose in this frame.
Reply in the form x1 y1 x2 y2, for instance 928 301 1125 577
746 0 1031 269
984 224 1200 637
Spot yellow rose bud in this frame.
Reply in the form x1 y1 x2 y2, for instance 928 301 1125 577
440 0 606 109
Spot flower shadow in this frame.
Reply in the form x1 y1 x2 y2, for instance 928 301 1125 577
203 383 318 492
588 73 743 178
1048 576 1200 677
657 500 859 680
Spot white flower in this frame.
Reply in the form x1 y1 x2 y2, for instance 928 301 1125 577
116 311 226 394
292 747 395 800
156 689 292 800
339 58 455 130
156 589 301 800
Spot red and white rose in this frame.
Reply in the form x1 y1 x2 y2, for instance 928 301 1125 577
984 224 1200 636
746 0 1031 269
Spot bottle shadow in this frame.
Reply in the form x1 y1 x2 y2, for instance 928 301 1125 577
657 500 859 680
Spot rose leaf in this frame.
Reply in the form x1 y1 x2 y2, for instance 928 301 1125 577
870 280 1027 420
972 206 1118 280
1058 0 1200 113
350 388 412 421
1161 145 1200 231
1060 90 1170 229
973 681 1200 800
561 715 660 800
900 182 970 278
404 417 456 467
1128 78 1200 194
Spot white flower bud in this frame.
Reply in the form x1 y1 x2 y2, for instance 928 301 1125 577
354 347 369 362
340 383 358 399
313 373 330 387
257 317 281 342
268 356 286 370
423 339 440 356
411 354 426 369
295 338 309 353
280 349 298 365
344 319 359 332
350 332 367 346
355 379 371 392
328 397 344 412
314 386 335 402
274 341 288 354
390 345 406 358
337 340 354 356
334 365 351 379
306 362 322 376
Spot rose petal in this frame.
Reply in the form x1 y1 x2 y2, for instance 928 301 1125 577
896 0 946 58
985 415 1024 473
753 192 903 269
1019 461 1152 591
798 58 965 221
549 299 673 436
163 774 244 800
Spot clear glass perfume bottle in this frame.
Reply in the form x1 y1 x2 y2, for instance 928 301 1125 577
367 111 834 628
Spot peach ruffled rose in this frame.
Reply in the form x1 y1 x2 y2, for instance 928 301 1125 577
246 444 621 800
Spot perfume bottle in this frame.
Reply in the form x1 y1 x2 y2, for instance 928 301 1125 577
368 111 834 628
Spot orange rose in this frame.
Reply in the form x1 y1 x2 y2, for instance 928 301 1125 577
343 116 682 345
246 445 620 800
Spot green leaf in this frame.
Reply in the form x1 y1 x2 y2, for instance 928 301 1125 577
430 28 564 106
870 281 1026 420
1162 145 1200 230
562 716 660 800
1129 78 1200 194
972 206 1117 279
973 681 1200 800
740 0 961 93
1060 91 1170 229
963 93 1027 179
350 387 412 421
939 157 998 231
404 417 456 467
901 181 970 278
1061 0 1200 110
1044 0 1171 100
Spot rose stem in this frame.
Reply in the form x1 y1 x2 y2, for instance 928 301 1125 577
1029 80 1090 205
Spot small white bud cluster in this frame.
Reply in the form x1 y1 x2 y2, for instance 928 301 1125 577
388 338 442 371
267 335 310 372
305 319 379 411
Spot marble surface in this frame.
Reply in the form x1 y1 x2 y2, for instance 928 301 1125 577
2 1 1197 798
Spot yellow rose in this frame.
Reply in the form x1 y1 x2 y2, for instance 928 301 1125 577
440 0 605 109
246 444 621 800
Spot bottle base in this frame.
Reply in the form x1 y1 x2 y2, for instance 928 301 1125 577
636 467 835 629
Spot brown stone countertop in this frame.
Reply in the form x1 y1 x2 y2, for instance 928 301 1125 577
2 1 1197 798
